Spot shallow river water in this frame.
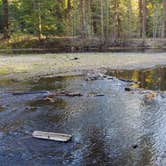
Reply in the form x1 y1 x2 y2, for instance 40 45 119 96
1 68 166 166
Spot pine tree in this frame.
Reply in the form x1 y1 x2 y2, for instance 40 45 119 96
2 0 9 39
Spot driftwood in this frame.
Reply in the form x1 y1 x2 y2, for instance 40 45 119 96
13 91 49 95
63 92 83 97
95 94 105 97
32 131 72 142
47 92 83 98
119 78 140 84
13 90 104 101
44 97 56 103
46 91 104 99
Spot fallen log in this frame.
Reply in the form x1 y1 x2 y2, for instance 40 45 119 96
95 94 105 97
119 78 140 84
48 92 83 97
32 131 72 142
13 91 49 95
45 92 105 100
66 92 83 97
44 97 56 103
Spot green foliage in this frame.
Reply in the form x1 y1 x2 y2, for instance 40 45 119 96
0 0 165 39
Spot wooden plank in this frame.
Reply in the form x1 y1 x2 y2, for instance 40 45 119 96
32 131 72 142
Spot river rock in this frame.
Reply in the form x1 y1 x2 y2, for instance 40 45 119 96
132 144 138 149
85 72 104 81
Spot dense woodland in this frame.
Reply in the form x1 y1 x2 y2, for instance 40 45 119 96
0 0 166 41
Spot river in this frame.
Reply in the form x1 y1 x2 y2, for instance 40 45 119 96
0 67 166 165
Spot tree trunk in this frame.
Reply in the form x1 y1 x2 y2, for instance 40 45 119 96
67 0 72 10
114 0 120 39
65 0 72 14
2 0 9 39
139 0 143 37
139 0 147 38
89 0 94 36
162 0 166 38
33 1 43 40
152 2 159 39
80 0 86 37
38 2 42 40
100 0 104 39
33 1 42 40
128 0 132 37
142 0 147 38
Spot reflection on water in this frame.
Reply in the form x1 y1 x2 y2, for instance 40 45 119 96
0 105 4 112
0 72 166 165
106 67 166 90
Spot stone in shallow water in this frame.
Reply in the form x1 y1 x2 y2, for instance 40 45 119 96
125 87 132 91
132 144 138 149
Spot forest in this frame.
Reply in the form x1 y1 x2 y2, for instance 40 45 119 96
0 0 166 41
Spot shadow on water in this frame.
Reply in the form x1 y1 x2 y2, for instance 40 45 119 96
106 66 166 91
1 68 166 165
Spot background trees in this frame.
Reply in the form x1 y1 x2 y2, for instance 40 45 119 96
0 0 165 40
2 0 9 39
139 0 147 38
162 0 166 37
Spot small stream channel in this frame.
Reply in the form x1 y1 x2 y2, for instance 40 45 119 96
0 67 166 165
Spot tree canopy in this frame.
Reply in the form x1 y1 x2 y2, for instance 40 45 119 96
0 0 166 39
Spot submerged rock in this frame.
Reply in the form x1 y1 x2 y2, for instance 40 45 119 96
72 57 79 60
44 97 56 103
84 71 105 81
160 92 166 98
47 91 83 97
142 91 158 105
132 144 138 149
125 87 132 91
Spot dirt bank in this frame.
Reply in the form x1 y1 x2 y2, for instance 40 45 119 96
1 52 166 80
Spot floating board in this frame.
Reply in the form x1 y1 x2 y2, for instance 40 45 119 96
32 131 72 142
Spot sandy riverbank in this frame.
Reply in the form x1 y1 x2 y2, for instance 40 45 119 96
0 52 166 80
